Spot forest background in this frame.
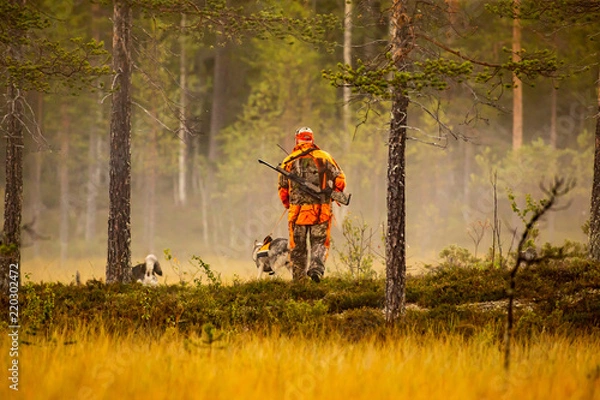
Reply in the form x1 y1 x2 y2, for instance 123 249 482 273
3 0 598 282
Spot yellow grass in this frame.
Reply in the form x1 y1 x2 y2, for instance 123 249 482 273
2 329 599 400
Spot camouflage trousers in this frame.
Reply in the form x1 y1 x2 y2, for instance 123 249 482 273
290 221 330 281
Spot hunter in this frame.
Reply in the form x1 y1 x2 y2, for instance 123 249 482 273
277 126 347 282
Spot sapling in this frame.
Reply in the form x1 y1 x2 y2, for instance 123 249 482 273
503 177 574 374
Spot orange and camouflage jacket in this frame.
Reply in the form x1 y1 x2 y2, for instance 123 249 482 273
278 143 346 226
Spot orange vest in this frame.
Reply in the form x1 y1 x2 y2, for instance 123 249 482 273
277 144 346 226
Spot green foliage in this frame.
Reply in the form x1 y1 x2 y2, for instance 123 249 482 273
487 0 600 24
407 265 506 308
323 0 562 102
332 215 378 280
0 1 110 92
507 188 543 246
0 243 18 256
437 245 482 269
323 57 476 97
201 322 224 348
191 255 221 287
8 251 600 341
134 0 339 51
21 282 56 340
163 249 221 287
332 307 386 342
183 322 227 355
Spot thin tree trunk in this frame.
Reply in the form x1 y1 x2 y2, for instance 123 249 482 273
548 83 558 241
59 103 70 266
31 93 44 257
385 0 410 323
85 2 104 243
512 0 523 150
145 83 158 255
207 27 229 246
343 0 352 134
106 0 133 283
144 129 157 254
199 176 210 247
143 16 161 254
1 80 24 292
208 37 228 163
85 115 101 243
338 0 353 226
463 137 473 218
177 13 188 206
589 69 600 260
550 84 558 149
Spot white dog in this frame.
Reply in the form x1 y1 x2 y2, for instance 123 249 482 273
252 237 292 279
132 254 163 286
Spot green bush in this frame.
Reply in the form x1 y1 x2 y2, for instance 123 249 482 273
5 250 600 340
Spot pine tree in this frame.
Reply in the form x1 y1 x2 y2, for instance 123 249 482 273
324 0 561 321
0 1 108 290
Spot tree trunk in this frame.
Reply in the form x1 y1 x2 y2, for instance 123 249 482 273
85 2 104 244
206 27 229 246
31 93 44 257
1 0 25 291
199 176 210 247
85 110 102 243
144 134 157 254
177 13 189 206
106 0 133 283
548 83 558 241
59 103 70 266
1 82 24 292
144 95 159 254
589 69 600 260
462 136 473 220
512 0 523 150
208 36 228 163
550 84 558 149
385 0 410 323
342 0 352 134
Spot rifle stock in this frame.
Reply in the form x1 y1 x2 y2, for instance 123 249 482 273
258 159 351 206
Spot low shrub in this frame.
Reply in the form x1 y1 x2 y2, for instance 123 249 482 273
4 252 599 340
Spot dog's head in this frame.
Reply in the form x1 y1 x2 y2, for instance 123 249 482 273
132 254 162 286
145 254 163 277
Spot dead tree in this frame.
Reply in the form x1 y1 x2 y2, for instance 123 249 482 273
503 177 575 374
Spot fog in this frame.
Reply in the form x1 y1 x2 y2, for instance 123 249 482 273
11 89 594 283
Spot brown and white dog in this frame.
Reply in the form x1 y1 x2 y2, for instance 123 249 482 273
252 237 292 279
132 254 163 286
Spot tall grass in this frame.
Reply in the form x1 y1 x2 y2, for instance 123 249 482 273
2 327 599 400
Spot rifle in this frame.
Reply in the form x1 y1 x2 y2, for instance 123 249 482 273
258 159 351 206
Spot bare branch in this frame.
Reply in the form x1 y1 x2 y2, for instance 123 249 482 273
503 177 575 374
